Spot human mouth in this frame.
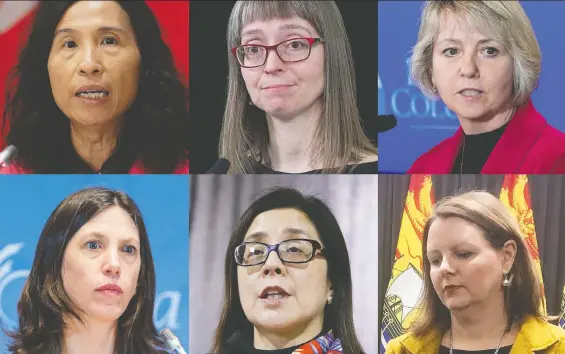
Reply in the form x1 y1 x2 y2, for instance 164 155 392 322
95 283 123 295
260 286 290 305
262 84 294 91
75 84 111 101
444 285 462 294
458 89 483 99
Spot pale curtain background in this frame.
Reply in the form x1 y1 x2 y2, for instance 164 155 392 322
189 175 378 354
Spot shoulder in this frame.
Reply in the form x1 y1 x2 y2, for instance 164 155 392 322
408 135 457 173
384 333 414 353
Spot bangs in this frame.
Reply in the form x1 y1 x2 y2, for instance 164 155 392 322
424 3 510 50
229 1 320 46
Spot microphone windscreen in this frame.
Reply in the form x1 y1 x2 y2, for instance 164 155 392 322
207 158 231 174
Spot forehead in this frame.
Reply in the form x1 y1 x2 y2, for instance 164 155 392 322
56 1 131 30
240 17 318 38
244 208 320 242
427 217 489 250
75 206 140 242
435 10 500 43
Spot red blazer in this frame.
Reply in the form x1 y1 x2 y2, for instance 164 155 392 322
408 100 565 174
0 159 189 174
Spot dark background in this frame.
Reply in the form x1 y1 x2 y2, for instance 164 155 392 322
189 1 377 173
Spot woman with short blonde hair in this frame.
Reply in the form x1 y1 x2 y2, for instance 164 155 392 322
407 1 565 174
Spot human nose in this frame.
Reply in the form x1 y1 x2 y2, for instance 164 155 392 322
439 257 455 277
263 47 285 74
459 51 479 78
261 247 286 276
77 45 103 77
101 248 121 276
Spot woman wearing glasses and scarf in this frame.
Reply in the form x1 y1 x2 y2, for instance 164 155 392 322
210 187 365 354
218 1 377 174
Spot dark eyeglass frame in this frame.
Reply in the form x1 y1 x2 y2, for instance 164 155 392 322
230 37 325 68
234 238 325 267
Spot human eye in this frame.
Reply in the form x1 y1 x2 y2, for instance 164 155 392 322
63 40 78 49
442 47 459 57
122 244 137 255
101 36 119 45
481 46 499 57
85 240 101 250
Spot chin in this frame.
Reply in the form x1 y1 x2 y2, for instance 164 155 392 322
90 305 127 322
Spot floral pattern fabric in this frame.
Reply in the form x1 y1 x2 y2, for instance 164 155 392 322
292 330 343 354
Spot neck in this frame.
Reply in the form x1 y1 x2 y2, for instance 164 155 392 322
448 294 515 350
62 317 118 354
266 104 322 173
459 104 515 135
253 317 323 350
70 120 121 171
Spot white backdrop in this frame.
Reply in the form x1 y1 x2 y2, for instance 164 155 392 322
189 175 378 353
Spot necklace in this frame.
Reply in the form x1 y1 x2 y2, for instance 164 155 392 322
449 326 510 354
459 106 517 175
460 138 465 174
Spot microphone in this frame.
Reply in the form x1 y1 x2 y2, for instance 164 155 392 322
206 158 231 174
160 328 187 354
378 115 397 132
0 145 18 167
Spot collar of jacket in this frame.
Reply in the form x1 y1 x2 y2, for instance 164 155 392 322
398 316 564 353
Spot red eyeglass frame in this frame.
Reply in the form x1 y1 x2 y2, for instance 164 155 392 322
230 37 325 68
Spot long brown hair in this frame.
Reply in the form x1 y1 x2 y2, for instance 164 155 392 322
5 187 167 354
412 191 553 336
211 188 364 353
219 1 376 173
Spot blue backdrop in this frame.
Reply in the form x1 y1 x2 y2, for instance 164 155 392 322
378 1 565 173
0 175 189 352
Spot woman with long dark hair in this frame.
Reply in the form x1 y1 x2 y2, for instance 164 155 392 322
212 187 365 353
1 1 188 174
6 187 168 354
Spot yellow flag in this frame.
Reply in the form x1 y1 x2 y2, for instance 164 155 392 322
380 175 434 353
560 287 565 329
498 174 546 314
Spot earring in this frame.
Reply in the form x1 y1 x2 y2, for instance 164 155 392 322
327 293 333 305
502 272 513 287
248 100 254 106
432 85 438 94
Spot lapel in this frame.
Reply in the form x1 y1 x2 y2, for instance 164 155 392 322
399 328 443 353
510 317 562 354
481 100 546 173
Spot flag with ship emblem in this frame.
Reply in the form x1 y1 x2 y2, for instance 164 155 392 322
498 174 546 314
380 175 434 353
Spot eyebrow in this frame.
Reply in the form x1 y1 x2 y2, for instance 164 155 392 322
438 37 498 46
86 231 140 246
243 227 311 242
241 24 314 39
54 26 129 38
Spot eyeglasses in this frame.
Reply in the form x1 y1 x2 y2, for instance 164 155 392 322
231 37 325 68
234 238 325 266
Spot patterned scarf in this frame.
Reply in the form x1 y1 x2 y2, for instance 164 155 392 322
292 330 343 354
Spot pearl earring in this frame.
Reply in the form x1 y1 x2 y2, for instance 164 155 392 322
327 294 333 305
502 272 513 287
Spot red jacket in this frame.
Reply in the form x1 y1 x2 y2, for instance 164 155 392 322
407 100 565 174
0 159 189 174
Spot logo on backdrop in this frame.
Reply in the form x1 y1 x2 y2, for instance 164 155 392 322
0 243 29 327
0 244 181 330
382 57 458 129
